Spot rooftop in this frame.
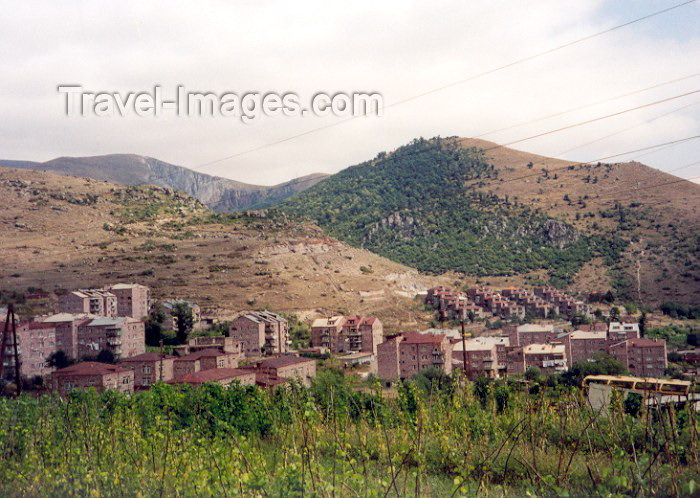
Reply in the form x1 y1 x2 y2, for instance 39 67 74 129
312 316 346 328
120 352 175 362
524 344 566 354
53 362 131 376
170 368 253 385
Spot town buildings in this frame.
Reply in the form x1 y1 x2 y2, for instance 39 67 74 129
561 330 609 367
452 336 509 379
77 316 145 359
505 324 560 348
59 284 151 320
50 362 134 396
120 352 175 388
173 350 240 377
247 355 317 387
59 289 118 317
507 344 568 375
608 338 667 377
377 332 453 382
106 283 151 320
310 315 383 354
169 368 256 387
41 313 95 359
229 311 289 356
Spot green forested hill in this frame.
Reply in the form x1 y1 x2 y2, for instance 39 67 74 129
281 137 624 285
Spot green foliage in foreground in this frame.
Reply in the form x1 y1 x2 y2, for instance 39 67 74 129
0 373 698 497
281 137 627 285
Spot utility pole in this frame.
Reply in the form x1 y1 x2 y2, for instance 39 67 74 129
0 304 22 396
461 319 468 378
159 339 164 382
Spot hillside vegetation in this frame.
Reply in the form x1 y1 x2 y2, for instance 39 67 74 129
282 137 700 304
282 138 627 288
0 374 697 496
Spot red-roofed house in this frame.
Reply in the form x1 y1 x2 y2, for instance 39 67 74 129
120 352 175 388
173 350 240 377
169 368 256 387
50 362 134 395
250 355 316 386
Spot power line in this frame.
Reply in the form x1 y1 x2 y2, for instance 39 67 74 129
479 89 700 152
191 0 698 171
553 99 700 157
475 72 700 140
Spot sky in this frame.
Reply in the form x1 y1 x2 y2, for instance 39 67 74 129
0 0 699 186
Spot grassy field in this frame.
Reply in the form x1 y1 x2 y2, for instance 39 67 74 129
0 371 697 497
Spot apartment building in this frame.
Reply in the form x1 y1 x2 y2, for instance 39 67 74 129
59 289 118 317
1 321 56 379
40 313 96 359
310 316 346 351
507 344 567 375
377 332 453 381
77 316 145 359
453 336 509 379
228 311 289 356
120 352 175 388
608 338 667 377
50 362 134 396
311 315 383 354
608 322 640 342
505 324 559 348
162 299 202 329
173 350 240 377
173 335 243 356
106 283 151 320
561 330 609 367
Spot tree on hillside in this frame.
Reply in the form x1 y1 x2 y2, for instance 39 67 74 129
608 306 621 323
173 301 194 344
639 312 647 338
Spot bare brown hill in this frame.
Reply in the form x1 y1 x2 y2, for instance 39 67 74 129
0 167 442 330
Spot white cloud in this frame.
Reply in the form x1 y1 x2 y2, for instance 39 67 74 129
0 0 698 184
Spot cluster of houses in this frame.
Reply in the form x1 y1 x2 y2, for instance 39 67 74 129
0 280 677 395
0 284 317 395
426 285 591 321
375 321 667 383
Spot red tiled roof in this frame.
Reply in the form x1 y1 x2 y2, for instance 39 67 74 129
254 373 289 387
53 362 131 376
170 368 253 385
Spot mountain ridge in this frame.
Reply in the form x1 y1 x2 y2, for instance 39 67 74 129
0 153 328 212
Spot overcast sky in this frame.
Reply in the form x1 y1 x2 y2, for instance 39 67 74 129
1 0 699 185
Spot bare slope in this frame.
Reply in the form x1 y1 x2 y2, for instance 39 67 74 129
0 167 441 330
